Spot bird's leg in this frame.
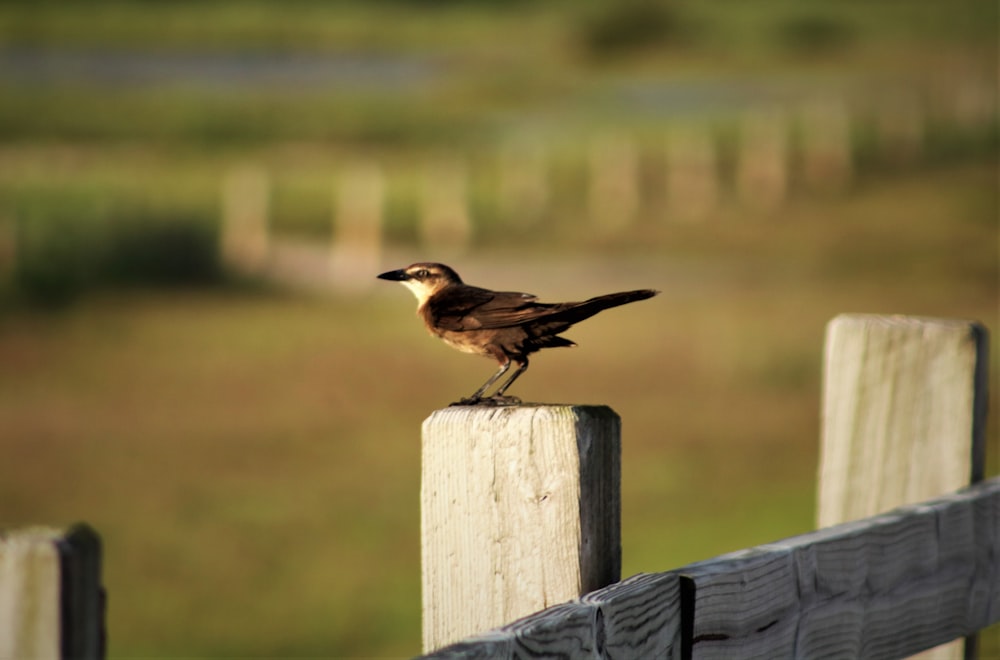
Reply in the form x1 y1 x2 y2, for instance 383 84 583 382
454 361 511 405
489 358 528 403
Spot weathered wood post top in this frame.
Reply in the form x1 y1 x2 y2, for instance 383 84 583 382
420 403 622 653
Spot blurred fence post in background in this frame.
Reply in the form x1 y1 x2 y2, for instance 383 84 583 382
0 525 104 659
221 166 271 276
951 78 997 131
736 108 789 213
876 92 924 166
420 155 471 255
420 405 621 653
799 99 853 193
330 162 384 289
665 125 718 222
818 314 989 660
184 78 996 296
587 132 640 232
0 214 16 289
497 135 550 228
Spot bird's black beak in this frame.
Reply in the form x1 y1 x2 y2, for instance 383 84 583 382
377 269 409 281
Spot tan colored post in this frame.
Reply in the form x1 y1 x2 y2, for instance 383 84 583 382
330 161 384 290
665 125 717 222
800 98 852 193
876 92 924 166
951 78 996 131
736 108 788 213
818 314 989 660
497 135 549 226
419 155 471 254
588 133 639 231
420 405 621 653
0 525 103 660
220 166 270 275
0 213 16 287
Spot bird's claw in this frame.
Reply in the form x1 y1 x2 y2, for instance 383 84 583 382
450 395 522 407
485 395 522 406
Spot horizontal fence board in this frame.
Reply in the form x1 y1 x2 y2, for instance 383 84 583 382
423 572 683 659
681 550 800 659
581 572 684 659
425 601 601 659
685 478 999 659
416 477 1000 660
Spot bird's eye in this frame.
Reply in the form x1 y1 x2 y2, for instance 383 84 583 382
415 269 430 279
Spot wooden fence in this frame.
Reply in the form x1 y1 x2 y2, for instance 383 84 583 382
416 314 995 658
0 525 103 659
0 78 993 295
0 314 994 658
215 77 998 290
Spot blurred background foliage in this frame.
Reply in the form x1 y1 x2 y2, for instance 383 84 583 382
0 0 997 657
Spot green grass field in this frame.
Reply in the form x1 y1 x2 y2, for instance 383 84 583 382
0 0 995 145
0 161 996 657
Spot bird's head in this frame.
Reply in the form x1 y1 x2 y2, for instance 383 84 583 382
377 262 463 306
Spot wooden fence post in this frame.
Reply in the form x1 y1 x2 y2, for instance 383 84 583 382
330 161 384 290
0 213 16 289
419 155 471 254
220 166 270 276
875 92 924 166
0 524 104 659
736 108 789 213
665 125 718 222
496 135 549 227
588 133 640 232
420 405 621 653
799 99 853 193
950 77 996 132
818 314 989 660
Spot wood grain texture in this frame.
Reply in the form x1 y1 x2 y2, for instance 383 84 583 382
0 527 61 659
421 405 621 653
818 314 987 526
818 314 988 660
683 478 999 660
423 571 683 659
681 549 799 659
581 571 684 659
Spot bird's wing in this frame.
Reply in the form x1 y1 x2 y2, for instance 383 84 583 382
429 286 558 331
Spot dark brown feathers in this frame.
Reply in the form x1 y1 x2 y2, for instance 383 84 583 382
378 262 658 402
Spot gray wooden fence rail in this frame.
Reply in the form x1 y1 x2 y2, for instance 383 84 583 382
420 476 999 659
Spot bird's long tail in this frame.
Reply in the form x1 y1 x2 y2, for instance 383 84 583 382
549 289 659 324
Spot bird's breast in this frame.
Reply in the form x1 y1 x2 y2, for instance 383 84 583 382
439 332 489 356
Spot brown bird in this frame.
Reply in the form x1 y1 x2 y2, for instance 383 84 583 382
377 262 658 405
